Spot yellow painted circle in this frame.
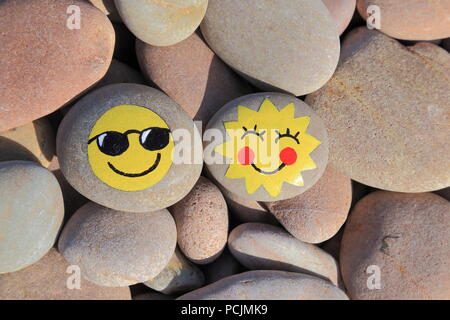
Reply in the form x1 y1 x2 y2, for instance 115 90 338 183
87 105 174 191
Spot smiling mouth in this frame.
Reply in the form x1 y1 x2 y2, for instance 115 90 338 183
108 153 161 178
251 162 286 175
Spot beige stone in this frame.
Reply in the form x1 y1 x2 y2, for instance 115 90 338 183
323 0 356 35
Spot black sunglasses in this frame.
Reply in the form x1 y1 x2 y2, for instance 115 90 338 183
88 127 171 156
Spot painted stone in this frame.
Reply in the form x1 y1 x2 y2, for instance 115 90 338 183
306 28 450 192
200 0 340 96
341 192 450 300
204 93 328 202
0 249 131 300
178 270 348 300
0 0 115 132
114 0 208 46
57 83 202 212
58 202 177 287
0 161 64 274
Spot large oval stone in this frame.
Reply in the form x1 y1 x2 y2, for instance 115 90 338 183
341 191 450 300
200 0 340 96
0 0 115 132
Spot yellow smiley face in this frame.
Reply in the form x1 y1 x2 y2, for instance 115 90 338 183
215 98 322 198
87 105 174 191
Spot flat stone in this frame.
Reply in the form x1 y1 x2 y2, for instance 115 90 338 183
136 33 252 126
357 0 450 40
265 165 352 243
170 176 228 264
228 223 340 286
0 249 131 300
0 161 63 274
200 0 340 96
178 270 348 300
322 0 356 35
58 202 177 287
57 83 202 212
341 191 450 299
205 93 329 202
306 28 450 192
0 0 115 132
144 248 204 295
114 0 208 46
0 119 55 167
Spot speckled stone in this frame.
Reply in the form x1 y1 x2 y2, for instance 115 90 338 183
144 248 204 295
357 0 450 40
200 0 340 96
203 248 243 285
228 223 340 286
205 93 329 202
114 0 208 46
170 176 228 264
0 161 64 274
306 28 450 192
58 202 177 287
0 0 115 132
322 0 356 35
89 0 122 22
136 33 252 126
57 83 202 212
265 166 352 243
0 249 131 300
178 270 348 300
341 192 450 300
0 119 55 167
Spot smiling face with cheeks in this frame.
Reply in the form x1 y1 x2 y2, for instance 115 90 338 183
87 105 174 191
215 98 322 198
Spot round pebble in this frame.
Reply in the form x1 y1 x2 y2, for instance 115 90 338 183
144 248 204 295
57 83 202 212
136 33 252 126
0 0 115 132
205 93 329 202
200 0 340 96
58 202 177 287
0 119 55 167
341 191 450 300
306 28 450 192
357 0 450 40
0 161 64 274
170 176 228 264
114 0 208 46
0 249 131 300
323 0 356 35
265 165 352 243
178 270 348 300
228 223 340 286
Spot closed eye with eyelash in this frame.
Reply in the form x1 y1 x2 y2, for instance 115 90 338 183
241 125 266 141
275 128 300 144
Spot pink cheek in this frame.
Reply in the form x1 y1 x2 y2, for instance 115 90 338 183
279 147 297 166
238 146 255 165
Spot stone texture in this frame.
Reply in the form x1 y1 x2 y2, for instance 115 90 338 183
0 0 115 132
115 0 208 46
0 118 55 167
58 202 177 287
357 0 450 40
178 270 348 300
144 248 204 295
170 176 228 264
306 28 450 192
136 33 252 126
200 0 340 96
203 248 243 285
341 191 450 300
0 249 131 300
265 165 352 243
205 93 329 202
0 161 64 274
323 0 356 35
89 0 122 22
57 83 202 212
228 223 340 286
